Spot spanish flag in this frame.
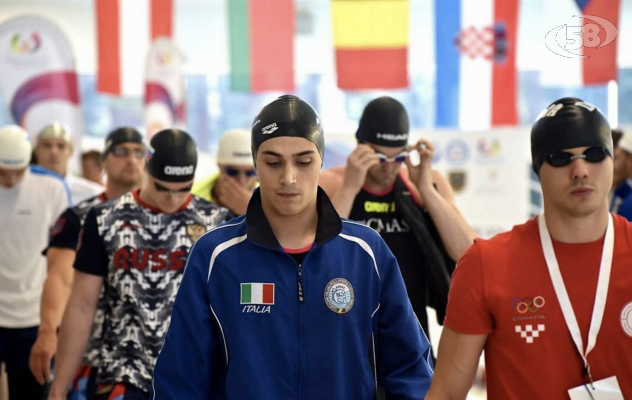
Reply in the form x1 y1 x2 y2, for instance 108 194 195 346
332 0 409 90
228 0 295 92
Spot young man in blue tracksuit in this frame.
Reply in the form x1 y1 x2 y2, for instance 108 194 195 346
152 95 434 399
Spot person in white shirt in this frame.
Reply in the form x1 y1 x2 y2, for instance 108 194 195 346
34 122 103 204
0 125 70 399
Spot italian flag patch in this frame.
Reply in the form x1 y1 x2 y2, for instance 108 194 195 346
240 283 275 305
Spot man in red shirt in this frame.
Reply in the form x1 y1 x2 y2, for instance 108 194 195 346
426 98 632 400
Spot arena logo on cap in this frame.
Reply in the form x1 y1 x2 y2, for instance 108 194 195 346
262 123 278 135
164 165 194 176
376 132 408 142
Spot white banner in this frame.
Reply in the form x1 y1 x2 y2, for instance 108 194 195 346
144 37 186 139
0 15 82 143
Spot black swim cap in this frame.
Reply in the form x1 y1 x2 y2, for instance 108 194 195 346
356 96 409 147
147 128 197 182
531 97 612 175
251 95 324 163
103 127 144 159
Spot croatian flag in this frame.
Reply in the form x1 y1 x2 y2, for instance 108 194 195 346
96 0 173 96
541 0 621 86
435 0 520 129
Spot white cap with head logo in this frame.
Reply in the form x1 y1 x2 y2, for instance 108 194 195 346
216 129 253 167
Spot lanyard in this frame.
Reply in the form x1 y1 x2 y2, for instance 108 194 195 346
538 213 614 385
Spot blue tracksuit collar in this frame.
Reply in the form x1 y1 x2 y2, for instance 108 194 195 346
245 186 342 249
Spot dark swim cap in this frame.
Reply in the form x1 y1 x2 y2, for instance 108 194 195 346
356 96 409 147
251 95 324 163
103 127 144 158
531 97 613 175
147 128 197 182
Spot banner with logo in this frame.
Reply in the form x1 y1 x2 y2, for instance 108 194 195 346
144 37 186 139
323 128 533 238
0 16 82 142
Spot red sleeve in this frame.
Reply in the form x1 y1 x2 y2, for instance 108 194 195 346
443 240 494 334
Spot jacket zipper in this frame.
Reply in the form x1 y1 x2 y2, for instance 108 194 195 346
297 262 305 400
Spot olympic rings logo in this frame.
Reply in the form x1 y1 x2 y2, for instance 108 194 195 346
511 296 545 314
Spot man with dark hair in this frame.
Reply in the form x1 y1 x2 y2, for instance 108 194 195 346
152 95 433 399
427 98 632 399
320 96 477 345
80 150 104 185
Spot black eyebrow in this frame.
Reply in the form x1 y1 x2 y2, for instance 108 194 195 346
261 150 316 158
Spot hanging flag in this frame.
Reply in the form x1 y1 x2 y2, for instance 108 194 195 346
144 38 186 139
227 0 295 92
0 16 82 141
435 0 519 129
540 0 621 87
95 0 173 96
331 0 409 90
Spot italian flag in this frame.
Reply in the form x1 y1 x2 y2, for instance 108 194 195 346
227 0 295 92
241 283 275 305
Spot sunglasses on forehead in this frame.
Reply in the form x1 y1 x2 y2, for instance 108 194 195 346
224 166 257 177
546 147 609 167
154 181 192 194
375 150 408 163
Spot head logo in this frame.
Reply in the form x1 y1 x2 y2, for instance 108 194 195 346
262 123 278 135
324 278 354 314
11 33 41 54
511 296 545 314
376 132 408 142
515 324 545 344
621 301 632 337
545 15 617 58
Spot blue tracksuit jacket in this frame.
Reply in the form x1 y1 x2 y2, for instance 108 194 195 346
152 188 434 399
